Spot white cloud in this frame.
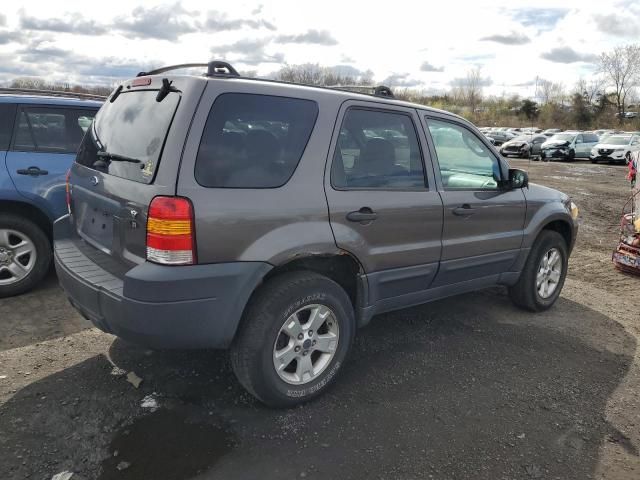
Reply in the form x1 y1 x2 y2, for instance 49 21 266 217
0 0 633 98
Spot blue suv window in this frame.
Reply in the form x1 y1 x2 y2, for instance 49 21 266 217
0 104 17 150
195 94 318 188
13 107 95 154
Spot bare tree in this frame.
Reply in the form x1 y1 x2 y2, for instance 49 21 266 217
274 64 373 87
574 76 606 105
598 44 640 117
537 78 565 105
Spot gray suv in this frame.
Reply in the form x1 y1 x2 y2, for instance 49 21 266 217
54 61 579 407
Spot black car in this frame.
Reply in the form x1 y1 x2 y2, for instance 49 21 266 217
500 134 547 158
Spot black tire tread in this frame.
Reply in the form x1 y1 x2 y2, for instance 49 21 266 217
509 230 567 312
230 270 353 407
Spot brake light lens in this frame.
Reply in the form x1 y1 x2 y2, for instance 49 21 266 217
146 196 196 265
65 169 71 214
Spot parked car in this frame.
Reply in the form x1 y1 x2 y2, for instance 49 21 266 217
589 134 640 164
0 91 101 297
486 130 517 146
542 128 563 137
541 132 599 161
500 134 548 158
54 61 579 407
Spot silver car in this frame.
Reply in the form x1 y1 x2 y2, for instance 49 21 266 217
541 132 599 161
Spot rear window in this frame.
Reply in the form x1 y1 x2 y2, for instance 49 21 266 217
195 93 318 188
76 90 179 184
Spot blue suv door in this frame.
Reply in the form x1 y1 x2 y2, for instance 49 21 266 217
6 105 96 220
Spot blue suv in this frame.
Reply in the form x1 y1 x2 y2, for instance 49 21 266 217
0 91 101 297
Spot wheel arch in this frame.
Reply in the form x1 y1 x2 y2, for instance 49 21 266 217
0 200 53 241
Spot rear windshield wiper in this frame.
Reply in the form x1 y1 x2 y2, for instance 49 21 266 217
96 151 142 164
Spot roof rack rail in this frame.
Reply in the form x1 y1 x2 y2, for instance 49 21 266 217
137 60 240 78
0 87 106 100
325 84 395 99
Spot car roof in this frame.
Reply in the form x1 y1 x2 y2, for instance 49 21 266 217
0 94 102 108
124 73 468 124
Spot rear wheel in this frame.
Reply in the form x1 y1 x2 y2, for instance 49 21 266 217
0 214 51 298
509 230 568 312
230 271 355 408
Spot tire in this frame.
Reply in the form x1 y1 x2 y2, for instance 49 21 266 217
590 159 597 164
230 271 355 408
625 152 631 165
567 149 575 162
0 214 51 298
509 230 568 312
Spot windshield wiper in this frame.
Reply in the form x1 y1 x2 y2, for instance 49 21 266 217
96 151 142 164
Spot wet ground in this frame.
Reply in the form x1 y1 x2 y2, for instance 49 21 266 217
1 158 639 480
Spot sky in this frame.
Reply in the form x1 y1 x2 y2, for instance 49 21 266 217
0 0 638 98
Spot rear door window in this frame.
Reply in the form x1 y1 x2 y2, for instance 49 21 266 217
76 91 179 184
0 104 17 150
195 93 318 188
13 107 95 153
331 108 426 189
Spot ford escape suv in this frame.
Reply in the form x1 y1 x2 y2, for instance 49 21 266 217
0 90 101 297
54 61 579 407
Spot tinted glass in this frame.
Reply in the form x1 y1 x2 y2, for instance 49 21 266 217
13 107 94 153
331 109 425 189
76 91 179 184
195 94 318 188
427 118 502 190
0 104 16 150
584 134 599 143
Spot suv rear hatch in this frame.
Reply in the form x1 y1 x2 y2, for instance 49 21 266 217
66 76 206 273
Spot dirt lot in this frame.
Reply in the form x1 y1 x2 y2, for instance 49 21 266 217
1 158 639 480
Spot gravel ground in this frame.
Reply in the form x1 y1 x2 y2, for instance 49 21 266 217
0 158 639 480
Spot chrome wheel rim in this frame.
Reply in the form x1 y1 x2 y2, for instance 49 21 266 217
536 248 562 299
272 304 340 385
0 229 37 286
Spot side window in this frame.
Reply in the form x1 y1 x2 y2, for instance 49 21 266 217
331 108 426 189
427 118 502 190
195 93 318 188
576 134 583 143
12 107 95 153
0 104 17 150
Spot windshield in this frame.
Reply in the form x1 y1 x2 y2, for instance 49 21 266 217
75 90 180 184
602 136 631 145
550 133 575 142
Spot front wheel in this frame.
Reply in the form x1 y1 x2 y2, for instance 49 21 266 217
230 271 355 408
509 230 568 312
0 214 51 298
567 149 575 162
625 152 631 165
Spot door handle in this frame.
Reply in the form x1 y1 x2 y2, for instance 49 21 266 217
16 166 48 176
346 207 378 223
452 204 475 216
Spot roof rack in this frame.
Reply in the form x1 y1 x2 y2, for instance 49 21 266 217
0 87 106 100
325 84 395 98
136 60 396 100
137 61 240 78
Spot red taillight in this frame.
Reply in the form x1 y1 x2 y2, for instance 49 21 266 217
65 169 71 214
146 196 196 265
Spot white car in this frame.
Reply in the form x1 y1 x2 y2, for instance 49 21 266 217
590 134 640 164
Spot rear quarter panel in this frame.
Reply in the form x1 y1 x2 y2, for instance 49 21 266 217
176 80 342 265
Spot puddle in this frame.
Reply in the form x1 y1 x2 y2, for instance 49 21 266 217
98 409 233 480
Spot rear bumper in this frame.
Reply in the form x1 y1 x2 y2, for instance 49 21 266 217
54 215 271 349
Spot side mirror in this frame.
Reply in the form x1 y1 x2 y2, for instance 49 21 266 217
508 168 528 189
